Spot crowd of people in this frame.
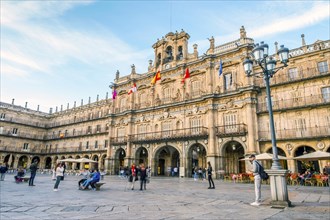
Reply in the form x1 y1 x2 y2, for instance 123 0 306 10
1 159 329 207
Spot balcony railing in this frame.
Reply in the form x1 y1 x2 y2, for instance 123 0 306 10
216 124 247 137
254 66 329 87
110 136 128 145
129 127 208 144
258 126 330 141
257 93 329 113
0 146 106 154
0 129 45 140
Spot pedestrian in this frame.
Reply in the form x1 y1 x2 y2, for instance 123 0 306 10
249 154 261 206
28 160 38 186
129 164 137 190
0 163 9 181
139 163 147 191
207 161 215 189
53 163 64 191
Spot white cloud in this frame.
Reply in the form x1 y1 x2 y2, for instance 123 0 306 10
249 2 329 39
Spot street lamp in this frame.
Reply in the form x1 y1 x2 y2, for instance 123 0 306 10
243 41 291 207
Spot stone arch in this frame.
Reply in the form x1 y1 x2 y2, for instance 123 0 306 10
4 154 15 168
114 148 126 175
186 142 207 178
44 157 52 169
294 145 318 173
135 146 149 166
219 138 246 174
154 144 181 176
18 155 29 169
266 147 288 169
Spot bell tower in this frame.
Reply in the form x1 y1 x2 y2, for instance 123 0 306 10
152 30 190 71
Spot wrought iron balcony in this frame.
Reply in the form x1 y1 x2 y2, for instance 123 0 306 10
216 124 247 137
110 136 128 145
129 127 208 144
258 125 330 141
254 65 329 87
257 93 329 113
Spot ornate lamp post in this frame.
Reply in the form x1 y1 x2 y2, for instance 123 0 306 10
243 42 291 207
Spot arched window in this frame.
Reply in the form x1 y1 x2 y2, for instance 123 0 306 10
177 46 183 60
165 46 173 63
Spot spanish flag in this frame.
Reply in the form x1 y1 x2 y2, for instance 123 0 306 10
181 68 190 83
151 70 161 84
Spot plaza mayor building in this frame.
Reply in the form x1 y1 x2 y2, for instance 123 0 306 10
0 26 329 177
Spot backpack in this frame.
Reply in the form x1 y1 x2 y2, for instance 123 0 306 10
255 161 269 180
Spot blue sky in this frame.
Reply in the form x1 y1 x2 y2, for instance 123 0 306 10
1 0 329 112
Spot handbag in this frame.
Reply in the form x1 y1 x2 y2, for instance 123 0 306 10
135 176 139 181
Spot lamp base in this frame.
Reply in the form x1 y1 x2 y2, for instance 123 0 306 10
265 169 292 208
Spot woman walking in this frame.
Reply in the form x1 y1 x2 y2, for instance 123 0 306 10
53 163 64 191
207 161 215 189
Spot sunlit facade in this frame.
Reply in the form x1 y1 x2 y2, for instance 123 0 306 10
1 27 329 176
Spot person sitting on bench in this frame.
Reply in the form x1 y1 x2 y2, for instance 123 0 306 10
15 167 25 183
81 169 100 190
78 169 90 189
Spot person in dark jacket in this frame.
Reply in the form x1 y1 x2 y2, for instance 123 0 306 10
0 163 8 181
207 161 215 189
139 163 147 191
28 160 38 186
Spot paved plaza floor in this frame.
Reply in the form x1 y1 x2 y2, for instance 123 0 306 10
0 174 329 220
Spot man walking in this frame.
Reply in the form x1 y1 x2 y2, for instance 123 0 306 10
28 160 38 186
249 154 261 206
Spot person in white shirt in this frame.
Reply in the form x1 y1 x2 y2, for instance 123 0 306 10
249 154 261 206
53 163 64 191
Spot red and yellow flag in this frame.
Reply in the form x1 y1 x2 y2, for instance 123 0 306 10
151 70 161 84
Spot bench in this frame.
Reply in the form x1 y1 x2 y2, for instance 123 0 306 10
22 177 30 182
95 182 105 191
15 176 30 183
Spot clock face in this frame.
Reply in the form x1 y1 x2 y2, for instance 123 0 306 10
165 64 170 69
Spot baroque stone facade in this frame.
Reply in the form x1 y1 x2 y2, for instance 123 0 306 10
1 27 329 176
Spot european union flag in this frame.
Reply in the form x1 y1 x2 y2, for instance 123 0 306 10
219 60 223 77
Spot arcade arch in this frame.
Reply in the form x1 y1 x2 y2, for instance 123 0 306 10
221 140 246 174
154 145 180 176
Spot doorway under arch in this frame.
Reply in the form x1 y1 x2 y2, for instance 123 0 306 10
154 145 180 176
135 146 149 166
18 156 29 168
223 141 245 174
294 146 318 173
114 148 126 175
187 143 207 177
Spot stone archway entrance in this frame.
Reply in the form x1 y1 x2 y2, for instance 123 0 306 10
187 143 207 177
18 155 29 168
44 157 52 169
154 145 180 176
114 148 126 175
135 146 149 166
295 146 318 173
223 141 245 174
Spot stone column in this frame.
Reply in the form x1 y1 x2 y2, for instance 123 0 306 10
245 96 258 154
265 169 291 207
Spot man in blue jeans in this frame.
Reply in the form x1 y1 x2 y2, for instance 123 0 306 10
28 160 38 186
81 169 100 190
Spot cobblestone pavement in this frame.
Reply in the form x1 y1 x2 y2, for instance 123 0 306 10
0 174 329 219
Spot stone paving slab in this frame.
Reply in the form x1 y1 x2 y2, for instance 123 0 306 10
0 174 329 219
